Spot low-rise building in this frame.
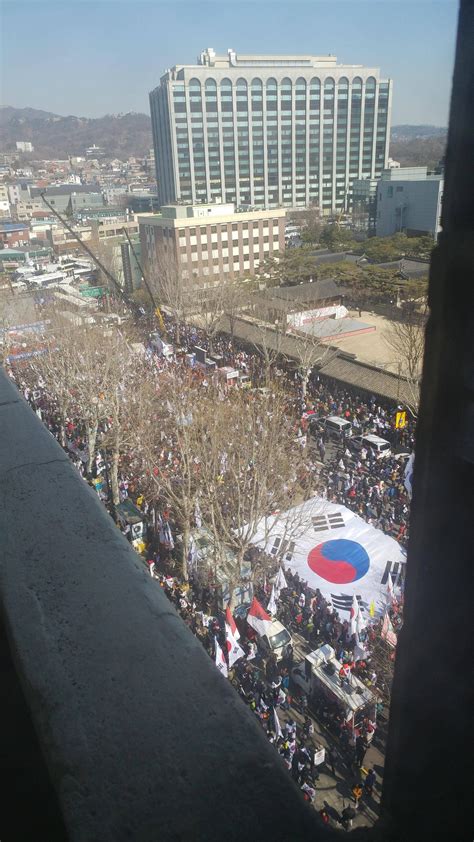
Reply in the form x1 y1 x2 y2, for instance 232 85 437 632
0 184 11 219
139 203 286 291
0 221 30 248
16 141 34 152
252 278 345 329
13 198 46 221
375 167 443 238
31 185 105 215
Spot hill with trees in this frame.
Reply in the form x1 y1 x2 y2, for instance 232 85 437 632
389 124 446 169
0 107 153 159
2 108 447 168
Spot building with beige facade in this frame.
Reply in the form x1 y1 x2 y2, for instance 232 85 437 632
139 203 286 288
150 48 392 213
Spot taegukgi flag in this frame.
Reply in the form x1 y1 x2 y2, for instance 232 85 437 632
251 497 406 622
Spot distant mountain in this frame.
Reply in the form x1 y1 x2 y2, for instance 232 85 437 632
0 107 153 159
0 106 61 123
390 125 447 170
1 108 448 169
391 124 447 141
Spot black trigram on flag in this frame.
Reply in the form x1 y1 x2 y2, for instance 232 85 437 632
270 536 295 562
381 560 402 587
312 511 345 533
331 593 366 613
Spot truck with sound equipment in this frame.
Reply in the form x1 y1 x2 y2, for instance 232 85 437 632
291 644 376 734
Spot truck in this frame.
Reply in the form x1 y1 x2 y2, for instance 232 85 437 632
291 644 376 733
115 500 148 550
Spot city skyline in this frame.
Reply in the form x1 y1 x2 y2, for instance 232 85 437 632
2 0 458 126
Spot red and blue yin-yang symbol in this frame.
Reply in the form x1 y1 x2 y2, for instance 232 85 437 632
307 539 370 584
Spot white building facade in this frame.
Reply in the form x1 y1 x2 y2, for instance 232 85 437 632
376 167 443 238
150 48 393 213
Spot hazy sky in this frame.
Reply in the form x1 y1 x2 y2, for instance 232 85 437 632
2 0 458 125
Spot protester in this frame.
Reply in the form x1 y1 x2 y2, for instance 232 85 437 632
9 309 405 828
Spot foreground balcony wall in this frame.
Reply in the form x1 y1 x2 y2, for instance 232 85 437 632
0 370 334 841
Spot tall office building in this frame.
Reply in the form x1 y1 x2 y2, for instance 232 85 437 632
150 48 392 213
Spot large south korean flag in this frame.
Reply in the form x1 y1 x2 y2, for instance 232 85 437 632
252 497 406 619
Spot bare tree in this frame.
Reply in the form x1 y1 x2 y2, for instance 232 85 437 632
384 306 427 416
148 244 186 345
28 315 121 474
133 369 207 579
27 317 79 447
252 319 289 386
98 335 150 506
197 387 317 602
224 277 253 347
197 277 253 354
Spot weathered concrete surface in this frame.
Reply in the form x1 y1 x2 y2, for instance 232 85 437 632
0 370 340 841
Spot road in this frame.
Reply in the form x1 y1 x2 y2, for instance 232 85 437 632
281 630 385 830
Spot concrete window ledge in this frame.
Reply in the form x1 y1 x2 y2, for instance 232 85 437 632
0 369 345 841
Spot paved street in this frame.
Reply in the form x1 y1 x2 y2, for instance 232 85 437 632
283 630 384 829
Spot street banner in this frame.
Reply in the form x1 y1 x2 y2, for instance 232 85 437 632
404 453 415 498
252 497 406 621
314 748 326 766
395 410 407 429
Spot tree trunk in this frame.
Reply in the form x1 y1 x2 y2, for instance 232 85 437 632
110 450 120 507
301 370 310 399
228 578 238 611
59 416 66 448
175 318 180 347
86 419 98 477
181 522 190 581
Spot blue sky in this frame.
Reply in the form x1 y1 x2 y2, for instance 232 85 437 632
2 0 458 125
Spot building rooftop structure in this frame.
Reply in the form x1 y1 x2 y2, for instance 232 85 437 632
270 278 343 305
195 48 356 69
31 185 101 197
380 166 442 182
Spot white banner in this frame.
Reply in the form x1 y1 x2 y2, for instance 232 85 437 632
252 497 405 621
288 305 348 328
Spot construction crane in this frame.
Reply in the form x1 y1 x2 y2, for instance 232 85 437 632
120 226 165 335
40 193 163 331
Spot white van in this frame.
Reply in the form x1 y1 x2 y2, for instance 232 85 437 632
256 619 292 662
351 433 392 459
323 416 352 441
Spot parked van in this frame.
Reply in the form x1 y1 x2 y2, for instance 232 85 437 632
257 619 292 661
322 416 352 441
351 433 392 459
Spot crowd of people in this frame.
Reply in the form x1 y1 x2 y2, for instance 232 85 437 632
7 310 410 828
159 317 414 549
153 565 382 830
